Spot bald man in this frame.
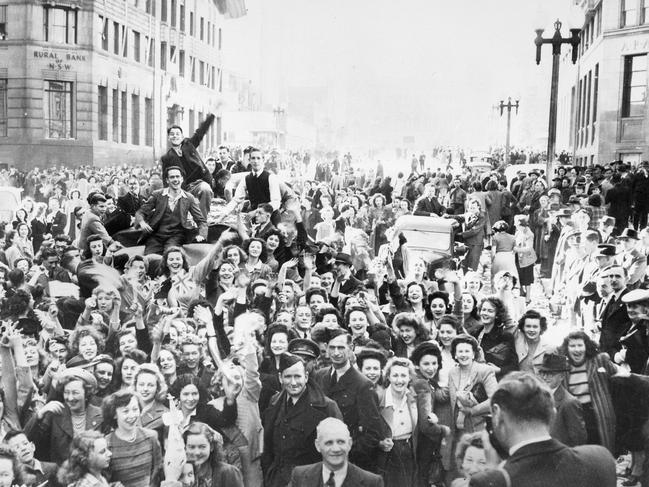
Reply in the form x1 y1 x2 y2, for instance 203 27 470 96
288 418 383 487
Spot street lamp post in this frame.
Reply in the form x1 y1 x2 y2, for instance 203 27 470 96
499 97 519 166
272 107 285 148
535 19 580 184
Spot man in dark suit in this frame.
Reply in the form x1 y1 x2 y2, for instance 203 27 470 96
413 183 445 216
470 372 616 487
47 196 67 237
313 329 384 473
537 353 587 447
5 430 58 487
105 176 146 235
135 166 207 254
599 264 630 359
161 114 215 219
288 417 383 487
333 252 362 295
261 353 342 487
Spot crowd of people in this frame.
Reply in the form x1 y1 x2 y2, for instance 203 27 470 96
0 113 648 487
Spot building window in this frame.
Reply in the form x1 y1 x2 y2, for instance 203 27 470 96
190 11 194 36
161 0 167 22
190 56 195 82
160 41 167 70
98 86 108 140
99 16 108 50
622 54 647 117
218 28 222 49
188 109 194 133
179 3 185 32
145 36 155 67
207 21 210 44
44 80 73 139
0 79 6 136
145 97 153 146
133 31 140 62
146 0 155 16
642 0 649 23
621 0 638 27
131 94 140 145
121 90 127 143
586 70 592 127
113 22 119 54
593 63 599 124
121 25 127 57
171 0 176 27
211 66 215 89
200 17 204 40
44 6 77 44
179 49 185 77
199 60 204 85
0 6 7 40
112 89 119 142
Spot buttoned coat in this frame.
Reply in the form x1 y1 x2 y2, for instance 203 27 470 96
448 362 498 433
314 365 385 471
261 382 342 487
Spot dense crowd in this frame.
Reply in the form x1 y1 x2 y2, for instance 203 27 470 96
0 114 648 487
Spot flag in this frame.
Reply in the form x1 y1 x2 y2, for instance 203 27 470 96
214 0 247 19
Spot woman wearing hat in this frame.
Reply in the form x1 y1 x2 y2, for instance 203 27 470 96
447 335 497 470
490 221 518 281
410 341 452 486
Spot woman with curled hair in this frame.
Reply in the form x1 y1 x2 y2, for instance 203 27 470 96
5 226 34 269
183 422 244 487
471 296 518 380
450 432 487 487
241 238 272 281
134 364 169 443
448 335 497 468
392 312 429 358
514 309 552 375
114 349 147 391
57 430 112 487
169 374 238 436
103 390 163 487
76 284 121 330
68 325 105 362
558 330 617 452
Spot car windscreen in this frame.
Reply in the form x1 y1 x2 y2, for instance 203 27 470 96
400 229 450 253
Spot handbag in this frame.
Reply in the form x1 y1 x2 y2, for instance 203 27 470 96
470 382 488 404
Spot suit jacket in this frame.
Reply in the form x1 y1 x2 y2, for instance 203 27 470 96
413 196 445 217
117 191 146 216
470 439 616 487
599 288 630 358
314 366 384 471
460 212 486 245
339 274 363 295
161 113 215 188
24 404 103 464
288 462 383 487
78 211 113 255
551 385 587 447
49 210 67 236
135 189 208 239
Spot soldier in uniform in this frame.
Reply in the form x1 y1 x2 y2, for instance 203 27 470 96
261 353 341 487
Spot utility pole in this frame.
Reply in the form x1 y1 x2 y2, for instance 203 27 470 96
499 98 519 166
534 19 580 185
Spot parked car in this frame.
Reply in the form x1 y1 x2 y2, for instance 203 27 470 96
390 215 465 276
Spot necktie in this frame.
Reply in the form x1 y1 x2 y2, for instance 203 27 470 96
326 471 336 487
330 372 338 388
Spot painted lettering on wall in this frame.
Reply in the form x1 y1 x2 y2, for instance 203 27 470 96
33 50 87 62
